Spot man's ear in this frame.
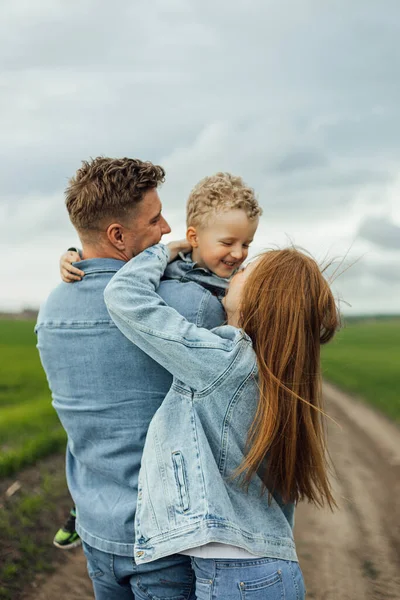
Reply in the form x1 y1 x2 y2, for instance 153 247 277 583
186 226 199 248
107 223 126 250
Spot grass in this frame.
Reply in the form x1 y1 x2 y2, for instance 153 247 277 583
0 457 74 600
0 316 398 477
0 320 66 477
322 317 400 422
0 321 72 599
0 316 398 596
0 320 48 407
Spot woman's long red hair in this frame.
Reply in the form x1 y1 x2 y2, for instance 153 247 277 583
237 249 339 508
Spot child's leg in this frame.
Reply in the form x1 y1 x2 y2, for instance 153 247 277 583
53 506 81 549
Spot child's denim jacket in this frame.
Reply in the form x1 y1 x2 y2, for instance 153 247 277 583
104 245 297 565
164 252 229 300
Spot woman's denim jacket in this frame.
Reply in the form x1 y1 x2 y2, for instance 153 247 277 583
104 244 297 565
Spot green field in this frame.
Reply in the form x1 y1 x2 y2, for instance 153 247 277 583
0 317 398 481
322 317 400 422
0 316 397 598
0 320 66 478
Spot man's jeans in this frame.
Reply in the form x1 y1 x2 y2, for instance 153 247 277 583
82 541 195 600
191 556 306 600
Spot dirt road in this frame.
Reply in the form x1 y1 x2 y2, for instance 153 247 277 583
27 383 400 600
295 383 400 599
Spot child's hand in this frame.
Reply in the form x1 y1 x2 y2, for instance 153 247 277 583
167 240 192 263
60 250 85 283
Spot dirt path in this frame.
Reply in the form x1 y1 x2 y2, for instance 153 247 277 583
25 551 93 600
27 383 400 600
295 383 400 599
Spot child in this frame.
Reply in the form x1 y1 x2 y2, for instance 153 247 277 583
61 172 262 300
56 172 262 549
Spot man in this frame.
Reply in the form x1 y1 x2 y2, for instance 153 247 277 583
35 157 224 599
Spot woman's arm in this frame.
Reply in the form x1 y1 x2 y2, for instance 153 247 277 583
104 244 248 392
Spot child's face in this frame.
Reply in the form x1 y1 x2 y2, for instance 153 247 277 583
188 209 259 278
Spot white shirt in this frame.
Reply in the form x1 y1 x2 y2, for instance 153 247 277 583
181 543 258 559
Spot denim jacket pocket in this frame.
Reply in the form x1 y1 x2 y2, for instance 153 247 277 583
172 451 190 512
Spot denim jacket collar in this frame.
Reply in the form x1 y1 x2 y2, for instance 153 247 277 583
164 252 230 298
178 251 195 264
74 258 125 275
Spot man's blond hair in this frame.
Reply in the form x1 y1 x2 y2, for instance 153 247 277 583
66 157 165 232
186 172 262 228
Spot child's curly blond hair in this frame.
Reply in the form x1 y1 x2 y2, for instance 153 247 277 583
186 172 262 228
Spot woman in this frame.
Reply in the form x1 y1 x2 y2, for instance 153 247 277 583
104 242 339 600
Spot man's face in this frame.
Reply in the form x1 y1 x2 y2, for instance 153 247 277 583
122 188 171 258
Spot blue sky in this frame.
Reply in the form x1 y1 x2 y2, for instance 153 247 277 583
2 0 400 313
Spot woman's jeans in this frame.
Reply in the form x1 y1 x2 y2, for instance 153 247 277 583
191 556 305 600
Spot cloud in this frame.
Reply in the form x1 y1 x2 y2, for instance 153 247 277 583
273 149 328 173
358 217 400 250
2 0 400 314
328 254 400 314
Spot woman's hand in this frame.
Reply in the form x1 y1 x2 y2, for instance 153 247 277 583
166 240 192 263
60 250 85 282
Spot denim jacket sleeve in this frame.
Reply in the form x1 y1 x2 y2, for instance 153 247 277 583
104 244 248 392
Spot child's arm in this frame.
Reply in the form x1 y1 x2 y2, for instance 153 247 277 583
60 248 85 282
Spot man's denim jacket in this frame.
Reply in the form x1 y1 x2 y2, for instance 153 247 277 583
104 245 297 565
35 256 225 556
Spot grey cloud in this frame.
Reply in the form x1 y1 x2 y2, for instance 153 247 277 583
2 0 400 313
358 217 400 250
8 192 71 246
333 255 400 284
369 262 400 283
327 254 400 315
270 165 390 192
2 0 400 200
316 111 400 160
273 150 328 173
